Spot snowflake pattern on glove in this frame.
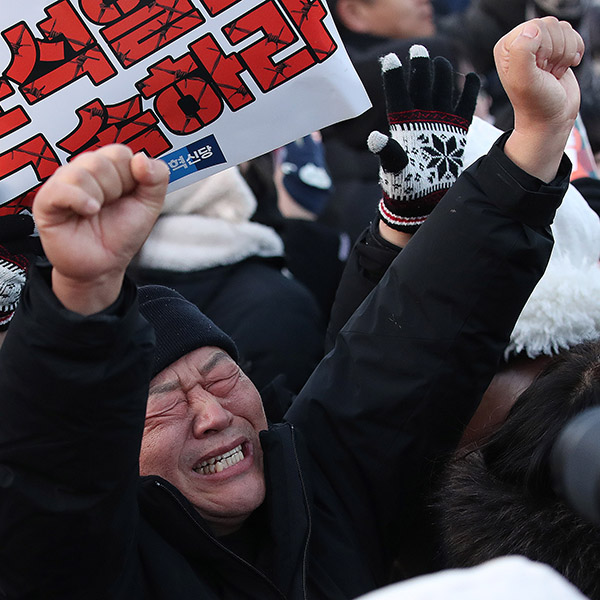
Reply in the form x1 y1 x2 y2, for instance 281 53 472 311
385 116 468 204
423 133 464 179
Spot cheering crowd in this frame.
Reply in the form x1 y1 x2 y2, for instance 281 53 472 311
3 1 600 599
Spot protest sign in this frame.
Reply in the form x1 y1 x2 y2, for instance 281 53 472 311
0 0 370 214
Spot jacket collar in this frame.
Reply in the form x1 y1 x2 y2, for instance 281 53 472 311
137 422 311 600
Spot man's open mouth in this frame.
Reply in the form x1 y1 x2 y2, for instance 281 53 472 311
193 444 244 475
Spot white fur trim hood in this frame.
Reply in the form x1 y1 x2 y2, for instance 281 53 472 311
134 167 284 271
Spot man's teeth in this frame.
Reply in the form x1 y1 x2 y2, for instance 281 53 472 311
194 444 244 474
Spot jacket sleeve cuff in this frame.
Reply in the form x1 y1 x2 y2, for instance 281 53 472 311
472 130 571 228
15 260 141 347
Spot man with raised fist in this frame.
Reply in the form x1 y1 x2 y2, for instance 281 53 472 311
0 17 584 600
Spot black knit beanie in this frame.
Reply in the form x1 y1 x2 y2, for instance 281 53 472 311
138 285 239 378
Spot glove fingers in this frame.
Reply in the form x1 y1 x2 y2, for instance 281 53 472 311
454 72 481 124
432 56 454 113
408 45 432 110
367 131 409 172
381 53 412 118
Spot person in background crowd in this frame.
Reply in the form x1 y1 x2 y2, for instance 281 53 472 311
434 337 600 600
243 134 351 322
128 166 325 394
332 0 436 43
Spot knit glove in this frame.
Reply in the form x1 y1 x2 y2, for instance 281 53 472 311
0 213 43 331
368 45 480 232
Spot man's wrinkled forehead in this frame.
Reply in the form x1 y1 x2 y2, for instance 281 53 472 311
148 348 231 396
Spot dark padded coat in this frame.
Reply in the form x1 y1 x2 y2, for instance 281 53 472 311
0 137 569 599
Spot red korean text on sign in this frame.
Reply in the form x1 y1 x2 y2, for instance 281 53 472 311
2 0 117 105
279 0 337 62
78 0 140 23
0 79 30 140
0 135 61 213
0 135 60 183
58 95 172 158
222 0 324 93
79 0 205 69
190 35 255 112
199 0 337 61
138 53 224 135
0 187 40 216
196 0 241 17
138 34 255 134
136 0 338 134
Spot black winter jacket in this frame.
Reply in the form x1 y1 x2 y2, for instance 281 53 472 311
0 138 569 599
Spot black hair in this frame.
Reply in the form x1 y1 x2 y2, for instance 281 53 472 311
434 340 600 599
483 342 600 497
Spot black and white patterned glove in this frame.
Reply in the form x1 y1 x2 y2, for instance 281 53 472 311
368 45 480 232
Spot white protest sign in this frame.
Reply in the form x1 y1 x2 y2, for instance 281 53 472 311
0 0 370 214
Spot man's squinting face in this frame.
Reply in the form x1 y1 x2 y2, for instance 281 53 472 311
140 347 268 536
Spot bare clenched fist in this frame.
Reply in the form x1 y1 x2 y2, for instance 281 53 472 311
495 17 583 132
34 145 169 314
494 17 584 182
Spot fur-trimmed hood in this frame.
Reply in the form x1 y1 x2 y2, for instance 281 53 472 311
134 167 284 272
435 450 600 600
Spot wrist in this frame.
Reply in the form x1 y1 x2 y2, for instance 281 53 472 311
504 121 574 183
51 269 125 315
378 219 412 248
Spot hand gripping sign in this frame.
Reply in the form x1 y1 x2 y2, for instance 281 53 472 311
0 0 370 214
